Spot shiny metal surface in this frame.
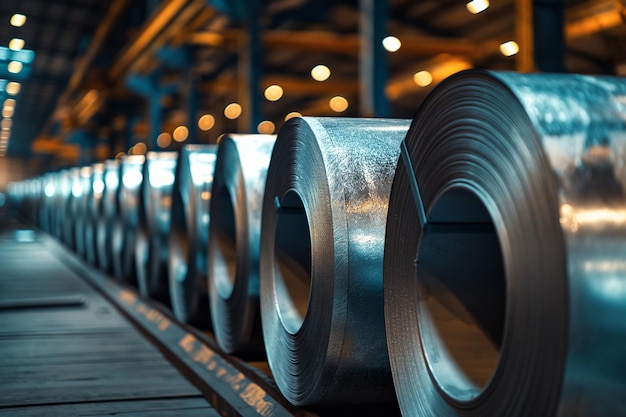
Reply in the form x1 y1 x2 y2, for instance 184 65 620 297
97 159 120 273
259 117 410 405
384 70 626 416
207 134 276 356
84 163 105 266
168 145 218 325
112 155 144 284
73 166 93 259
135 151 177 303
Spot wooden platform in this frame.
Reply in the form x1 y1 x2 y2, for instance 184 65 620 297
0 211 219 416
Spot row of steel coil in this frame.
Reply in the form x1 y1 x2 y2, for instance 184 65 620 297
7 70 626 416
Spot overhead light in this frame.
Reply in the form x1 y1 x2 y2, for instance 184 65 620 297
6 82 20 95
264 84 284 101
7 61 22 74
414 70 433 87
10 14 26 27
198 114 215 131
383 36 401 52
224 103 242 120
173 126 189 142
0 131 9 140
500 40 520 56
9 38 24 51
467 0 490 14
133 142 147 155
2 107 13 118
311 65 331 82
284 112 302 121
4 99 16 107
329 96 349 113
157 132 172 148
257 120 275 134
1 119 12 130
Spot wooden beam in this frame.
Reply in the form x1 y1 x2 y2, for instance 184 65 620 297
566 0 625 39
201 75 359 97
188 29 496 58
516 0 535 72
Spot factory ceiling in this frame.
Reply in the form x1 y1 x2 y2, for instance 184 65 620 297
0 0 625 166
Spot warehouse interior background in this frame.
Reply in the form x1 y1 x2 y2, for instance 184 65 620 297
0 0 625 189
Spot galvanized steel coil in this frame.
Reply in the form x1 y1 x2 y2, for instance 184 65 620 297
169 145 218 325
384 70 626 416
112 155 144 284
73 166 93 259
97 159 120 273
136 151 178 302
84 162 105 266
61 167 81 249
259 117 410 405
207 134 276 356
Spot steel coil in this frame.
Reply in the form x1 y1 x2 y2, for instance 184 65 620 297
112 155 144 284
97 159 120 273
51 170 69 240
38 173 56 233
84 163 105 266
61 167 81 249
136 151 178 302
384 70 626 416
259 117 410 405
207 134 277 356
169 145 218 325
73 166 93 259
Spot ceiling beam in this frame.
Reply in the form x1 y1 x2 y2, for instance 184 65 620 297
188 29 499 58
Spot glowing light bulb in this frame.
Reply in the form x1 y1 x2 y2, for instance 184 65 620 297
311 65 331 82
382 36 401 52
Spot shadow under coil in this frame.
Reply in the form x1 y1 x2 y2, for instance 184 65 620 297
97 159 120 274
260 117 410 405
112 155 145 285
207 134 277 357
384 70 626 416
135 151 178 304
169 145 218 326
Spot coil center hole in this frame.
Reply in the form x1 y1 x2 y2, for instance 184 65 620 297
274 190 312 334
417 187 506 403
213 186 237 298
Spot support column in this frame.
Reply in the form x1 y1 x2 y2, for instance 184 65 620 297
360 0 389 117
516 0 565 72
238 5 262 133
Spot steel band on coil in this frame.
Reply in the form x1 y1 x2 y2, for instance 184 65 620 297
97 159 120 273
169 145 218 326
84 162 105 266
384 70 626 416
112 155 144 284
136 151 178 303
260 117 410 405
207 134 277 356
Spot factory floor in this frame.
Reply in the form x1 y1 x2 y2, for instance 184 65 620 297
0 209 220 416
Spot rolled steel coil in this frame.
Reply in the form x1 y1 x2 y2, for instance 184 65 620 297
51 170 70 240
259 117 410 405
112 155 144 284
62 167 81 248
384 70 626 416
135 151 178 303
97 159 120 273
169 145 218 325
73 166 93 259
207 134 277 356
84 163 105 266
38 173 56 233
